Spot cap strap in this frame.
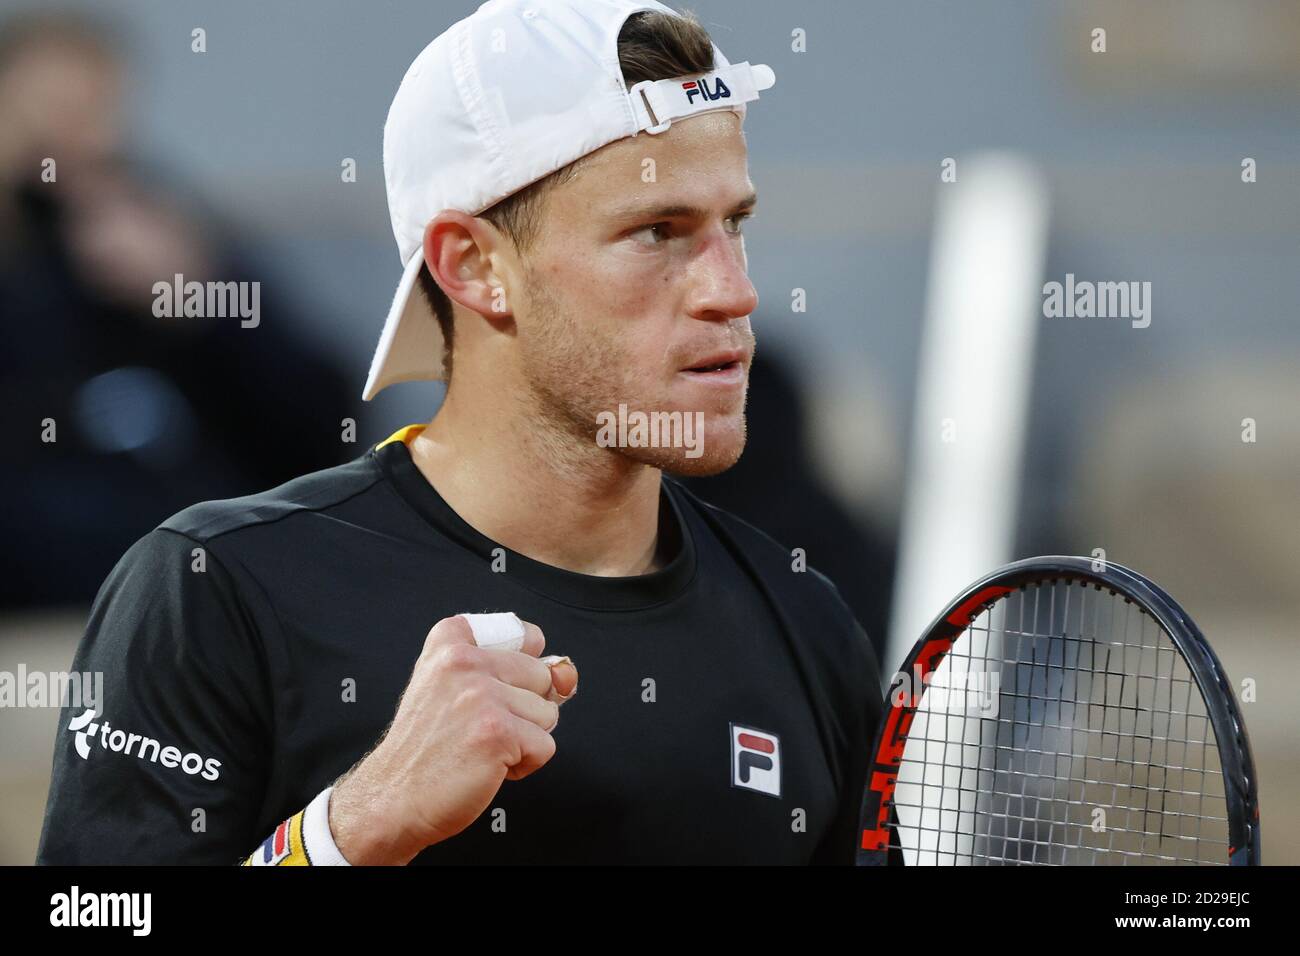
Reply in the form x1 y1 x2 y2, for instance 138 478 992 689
628 61 775 135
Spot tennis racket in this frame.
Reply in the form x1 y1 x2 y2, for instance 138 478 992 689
857 556 1260 866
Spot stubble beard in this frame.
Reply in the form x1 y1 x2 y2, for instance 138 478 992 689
516 268 750 479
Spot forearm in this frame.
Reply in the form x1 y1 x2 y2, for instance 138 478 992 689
326 766 431 866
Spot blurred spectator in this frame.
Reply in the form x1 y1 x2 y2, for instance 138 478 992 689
0 12 354 607
684 350 896 658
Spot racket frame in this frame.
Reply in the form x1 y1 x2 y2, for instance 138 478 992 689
856 555 1261 866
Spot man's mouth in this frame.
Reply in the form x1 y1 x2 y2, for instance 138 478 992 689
685 360 741 374
679 351 746 386
682 348 747 376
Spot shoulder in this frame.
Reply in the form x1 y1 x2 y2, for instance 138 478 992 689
158 451 384 545
93 451 385 629
665 477 861 632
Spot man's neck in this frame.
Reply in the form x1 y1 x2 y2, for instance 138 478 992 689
407 387 666 577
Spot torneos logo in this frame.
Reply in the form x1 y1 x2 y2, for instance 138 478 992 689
67 709 222 781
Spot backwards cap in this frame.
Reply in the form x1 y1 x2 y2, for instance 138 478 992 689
365 0 775 400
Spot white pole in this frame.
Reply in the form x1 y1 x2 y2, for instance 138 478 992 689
885 152 1049 863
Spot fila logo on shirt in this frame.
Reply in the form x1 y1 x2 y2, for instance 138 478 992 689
66 708 222 781
730 723 781 798
682 76 731 105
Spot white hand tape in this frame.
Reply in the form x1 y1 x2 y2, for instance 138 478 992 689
459 611 526 653
540 655 575 704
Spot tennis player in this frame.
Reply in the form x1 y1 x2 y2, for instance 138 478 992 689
37 0 894 865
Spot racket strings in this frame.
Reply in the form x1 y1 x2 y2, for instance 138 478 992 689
886 579 1228 865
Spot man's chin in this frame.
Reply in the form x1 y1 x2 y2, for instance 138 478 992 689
662 446 744 478
617 418 747 477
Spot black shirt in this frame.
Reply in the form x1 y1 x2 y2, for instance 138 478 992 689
36 427 890 864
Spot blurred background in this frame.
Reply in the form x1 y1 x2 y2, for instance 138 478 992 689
1 0 1295 864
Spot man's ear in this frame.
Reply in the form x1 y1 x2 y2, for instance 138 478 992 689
422 211 513 322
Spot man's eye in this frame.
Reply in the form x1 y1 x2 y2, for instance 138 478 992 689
630 215 754 245
725 213 754 235
630 223 671 245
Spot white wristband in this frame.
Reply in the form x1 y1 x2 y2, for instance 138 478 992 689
303 786 352 866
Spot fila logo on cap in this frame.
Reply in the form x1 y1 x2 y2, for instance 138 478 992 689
730 723 781 798
681 76 731 105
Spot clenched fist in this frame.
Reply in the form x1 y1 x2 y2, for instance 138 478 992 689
327 614 578 864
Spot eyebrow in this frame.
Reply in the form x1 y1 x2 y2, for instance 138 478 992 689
604 190 758 224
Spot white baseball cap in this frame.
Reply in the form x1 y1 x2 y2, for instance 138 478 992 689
363 0 776 400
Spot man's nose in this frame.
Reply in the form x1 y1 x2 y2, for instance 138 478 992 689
685 231 759 321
